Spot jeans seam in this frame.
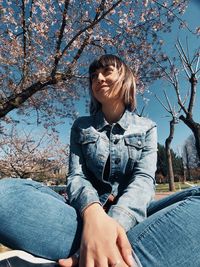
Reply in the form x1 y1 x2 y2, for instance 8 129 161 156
135 197 192 243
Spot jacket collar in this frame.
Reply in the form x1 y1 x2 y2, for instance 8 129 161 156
94 109 131 131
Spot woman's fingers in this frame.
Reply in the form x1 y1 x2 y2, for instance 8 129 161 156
58 254 79 267
117 227 135 267
79 254 95 267
108 247 129 267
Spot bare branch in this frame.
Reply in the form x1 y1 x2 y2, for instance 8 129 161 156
173 81 188 115
186 36 191 64
155 93 170 113
152 56 175 84
177 90 189 114
179 55 191 79
164 90 173 113
195 50 200 73
176 40 194 73
188 73 198 116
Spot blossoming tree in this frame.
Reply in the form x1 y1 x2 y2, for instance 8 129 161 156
0 0 190 127
0 127 69 180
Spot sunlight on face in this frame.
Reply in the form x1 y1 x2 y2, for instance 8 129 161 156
91 65 125 105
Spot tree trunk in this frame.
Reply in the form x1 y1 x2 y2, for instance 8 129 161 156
182 168 187 184
179 115 200 166
165 119 176 191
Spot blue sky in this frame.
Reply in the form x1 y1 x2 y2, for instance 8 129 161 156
55 0 200 154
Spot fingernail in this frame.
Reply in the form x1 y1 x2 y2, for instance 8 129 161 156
127 254 135 266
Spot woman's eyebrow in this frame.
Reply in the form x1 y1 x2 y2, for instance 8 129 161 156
104 65 114 69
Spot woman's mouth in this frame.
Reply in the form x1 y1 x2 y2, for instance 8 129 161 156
97 84 109 91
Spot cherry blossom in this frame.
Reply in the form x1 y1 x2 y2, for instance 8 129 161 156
0 0 190 126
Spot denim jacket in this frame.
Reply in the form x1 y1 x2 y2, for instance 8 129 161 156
67 109 157 232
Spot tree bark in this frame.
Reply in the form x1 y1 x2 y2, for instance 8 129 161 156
179 115 200 165
165 119 176 191
0 73 68 119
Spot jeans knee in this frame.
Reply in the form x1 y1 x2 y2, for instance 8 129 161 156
0 178 14 193
183 186 200 199
189 186 200 194
0 178 25 197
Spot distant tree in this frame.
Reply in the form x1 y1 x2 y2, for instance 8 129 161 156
0 128 68 180
157 143 183 185
156 91 182 191
171 151 184 177
0 0 189 128
155 40 200 162
157 143 167 178
182 135 199 168
182 134 199 180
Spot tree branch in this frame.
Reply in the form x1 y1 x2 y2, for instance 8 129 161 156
58 0 123 65
152 0 194 34
188 73 198 117
52 0 71 77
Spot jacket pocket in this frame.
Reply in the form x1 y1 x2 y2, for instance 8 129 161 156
78 132 99 161
124 135 144 161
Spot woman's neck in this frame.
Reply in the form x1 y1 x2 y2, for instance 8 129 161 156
102 100 125 124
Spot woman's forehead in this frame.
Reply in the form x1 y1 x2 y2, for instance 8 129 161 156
93 64 115 72
90 61 118 74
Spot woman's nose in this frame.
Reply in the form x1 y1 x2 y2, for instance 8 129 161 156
97 72 105 82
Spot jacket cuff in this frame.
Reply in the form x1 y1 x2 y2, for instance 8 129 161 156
108 205 137 232
74 190 102 215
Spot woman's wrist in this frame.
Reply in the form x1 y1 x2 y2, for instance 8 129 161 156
82 203 105 220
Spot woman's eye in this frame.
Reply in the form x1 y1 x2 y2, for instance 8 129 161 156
104 67 113 73
91 73 98 80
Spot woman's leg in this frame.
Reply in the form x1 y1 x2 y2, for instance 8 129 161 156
0 178 82 261
127 187 200 267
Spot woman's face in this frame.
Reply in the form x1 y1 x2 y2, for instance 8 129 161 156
91 65 124 105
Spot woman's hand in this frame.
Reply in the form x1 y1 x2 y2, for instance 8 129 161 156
59 203 136 267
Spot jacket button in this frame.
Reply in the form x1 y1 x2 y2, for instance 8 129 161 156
137 140 142 146
115 158 121 164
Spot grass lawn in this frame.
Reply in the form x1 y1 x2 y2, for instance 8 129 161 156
156 181 200 192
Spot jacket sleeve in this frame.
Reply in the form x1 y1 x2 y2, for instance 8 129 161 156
66 120 102 214
107 124 157 232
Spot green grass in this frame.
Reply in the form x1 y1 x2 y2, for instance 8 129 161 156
156 181 200 192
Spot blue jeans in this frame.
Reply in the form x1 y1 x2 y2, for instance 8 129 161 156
1 178 200 267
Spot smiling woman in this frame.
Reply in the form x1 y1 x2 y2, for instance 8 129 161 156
88 54 136 121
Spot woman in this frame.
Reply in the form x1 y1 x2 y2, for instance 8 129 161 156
0 54 200 267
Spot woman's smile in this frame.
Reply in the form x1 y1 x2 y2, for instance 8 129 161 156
91 65 122 104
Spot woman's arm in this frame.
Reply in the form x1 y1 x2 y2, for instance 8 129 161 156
108 125 157 232
66 119 102 213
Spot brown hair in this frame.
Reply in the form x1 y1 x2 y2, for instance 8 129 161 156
89 54 136 115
